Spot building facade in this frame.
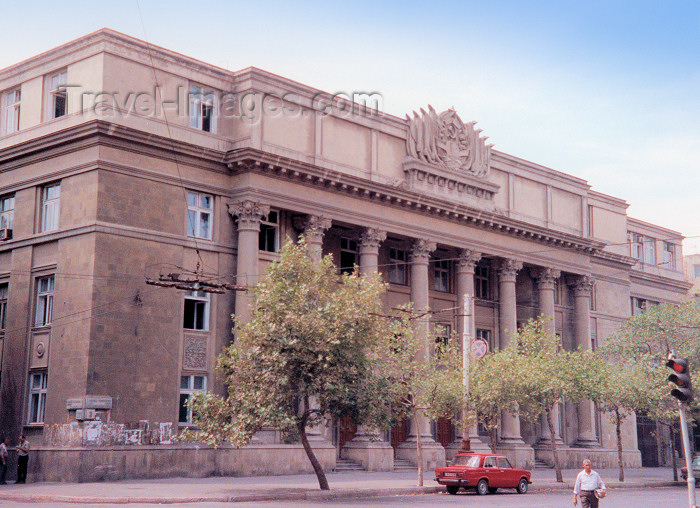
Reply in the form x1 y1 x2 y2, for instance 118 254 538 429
0 29 690 480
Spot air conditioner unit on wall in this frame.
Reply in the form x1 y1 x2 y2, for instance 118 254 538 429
0 228 12 241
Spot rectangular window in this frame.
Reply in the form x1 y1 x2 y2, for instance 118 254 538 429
662 242 675 269
259 210 279 253
28 372 48 424
47 70 67 119
189 85 216 133
476 328 492 351
179 374 206 423
644 237 656 265
475 264 490 300
35 275 55 326
389 247 408 285
435 323 451 348
694 265 700 278
3 89 20 134
40 182 60 232
183 290 209 330
340 238 358 275
186 191 212 240
433 259 451 292
0 283 7 330
628 232 643 261
0 194 14 230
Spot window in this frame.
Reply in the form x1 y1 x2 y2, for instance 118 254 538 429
694 265 700 279
631 297 658 316
259 210 279 252
47 70 67 119
483 456 497 468
28 372 48 424
553 278 562 305
3 89 20 134
0 194 14 229
179 374 206 423
389 247 408 285
435 323 451 349
40 183 60 232
475 264 490 300
189 85 215 133
497 457 513 468
433 259 451 292
0 283 7 329
35 275 54 326
186 191 212 240
628 232 658 265
183 290 209 330
644 237 656 265
340 238 358 275
476 329 492 351
662 242 675 269
628 232 643 261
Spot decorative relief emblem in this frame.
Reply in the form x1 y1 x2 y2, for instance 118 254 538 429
36 342 46 358
183 336 207 370
406 106 492 177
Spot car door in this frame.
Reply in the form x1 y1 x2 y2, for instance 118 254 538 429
482 456 502 487
497 456 518 487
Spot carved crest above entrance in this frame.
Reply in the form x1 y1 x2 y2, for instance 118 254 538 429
406 106 492 177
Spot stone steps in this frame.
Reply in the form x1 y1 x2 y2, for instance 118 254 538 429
334 458 366 472
393 458 418 471
535 459 554 469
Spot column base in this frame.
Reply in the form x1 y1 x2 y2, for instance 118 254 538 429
534 436 566 449
396 439 446 471
445 436 491 461
495 442 535 469
342 440 394 471
572 438 601 448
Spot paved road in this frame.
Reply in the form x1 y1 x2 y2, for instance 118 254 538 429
9 487 690 507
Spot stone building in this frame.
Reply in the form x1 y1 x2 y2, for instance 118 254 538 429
0 29 691 480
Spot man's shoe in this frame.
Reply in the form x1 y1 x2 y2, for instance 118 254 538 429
15 480 24 484
0 481 7 484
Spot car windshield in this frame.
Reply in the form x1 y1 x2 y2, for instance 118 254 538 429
451 455 480 467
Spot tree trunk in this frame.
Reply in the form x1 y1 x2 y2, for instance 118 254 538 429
415 407 424 487
297 412 329 490
546 407 563 483
488 426 496 453
615 408 624 482
670 424 678 482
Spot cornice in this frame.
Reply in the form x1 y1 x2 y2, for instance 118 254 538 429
630 270 693 293
591 250 637 267
225 147 605 256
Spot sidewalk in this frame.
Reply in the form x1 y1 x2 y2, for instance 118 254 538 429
0 467 686 504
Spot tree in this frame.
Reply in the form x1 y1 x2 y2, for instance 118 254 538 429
375 306 465 487
183 236 393 490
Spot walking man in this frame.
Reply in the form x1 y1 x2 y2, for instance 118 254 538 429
0 436 8 484
573 459 606 507
15 435 29 484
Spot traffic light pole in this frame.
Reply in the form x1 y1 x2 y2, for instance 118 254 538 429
678 401 697 508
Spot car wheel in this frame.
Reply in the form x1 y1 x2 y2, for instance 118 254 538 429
477 479 489 495
446 486 459 495
488 487 498 493
517 478 528 494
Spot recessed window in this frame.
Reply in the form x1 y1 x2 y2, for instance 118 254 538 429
631 297 658 316
389 247 408 285
340 238 358 275
3 89 20 134
40 183 60 232
183 290 209 330
189 85 216 133
644 237 656 265
0 194 14 230
28 372 48 424
0 283 8 330
628 231 657 265
186 191 212 240
179 374 206 423
435 323 451 349
662 242 675 269
694 265 700 279
475 264 490 300
259 210 279 253
476 329 492 351
47 70 67 119
433 259 451 292
35 275 55 327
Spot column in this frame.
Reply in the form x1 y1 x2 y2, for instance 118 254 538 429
496 258 525 444
446 249 489 458
344 227 394 471
228 200 270 324
296 214 332 262
572 275 599 448
397 239 446 470
534 268 564 447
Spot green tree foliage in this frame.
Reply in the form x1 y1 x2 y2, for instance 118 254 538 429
375 307 465 486
183 236 393 490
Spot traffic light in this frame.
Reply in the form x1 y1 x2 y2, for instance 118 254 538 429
666 358 693 403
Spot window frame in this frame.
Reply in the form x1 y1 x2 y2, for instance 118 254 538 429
179 374 207 424
183 290 210 331
259 210 279 253
189 84 217 133
662 242 675 269
388 247 408 285
40 182 61 232
0 282 8 330
47 70 68 120
475 264 490 300
28 371 48 424
34 275 55 327
186 191 213 240
3 88 21 134
433 259 451 293
339 237 358 275
0 193 14 230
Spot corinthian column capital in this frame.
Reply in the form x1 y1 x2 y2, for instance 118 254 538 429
410 239 436 263
534 268 561 290
359 228 387 252
294 214 333 244
457 248 482 273
571 274 595 295
496 258 523 282
228 200 270 230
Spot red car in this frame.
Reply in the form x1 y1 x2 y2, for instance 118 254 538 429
435 452 531 495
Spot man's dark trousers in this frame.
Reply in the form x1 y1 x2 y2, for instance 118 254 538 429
16 456 27 483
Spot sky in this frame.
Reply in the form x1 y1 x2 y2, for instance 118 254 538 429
2 0 699 254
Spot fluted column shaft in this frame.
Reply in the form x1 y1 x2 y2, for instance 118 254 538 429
572 275 598 447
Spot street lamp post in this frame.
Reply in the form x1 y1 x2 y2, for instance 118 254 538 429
461 292 473 452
